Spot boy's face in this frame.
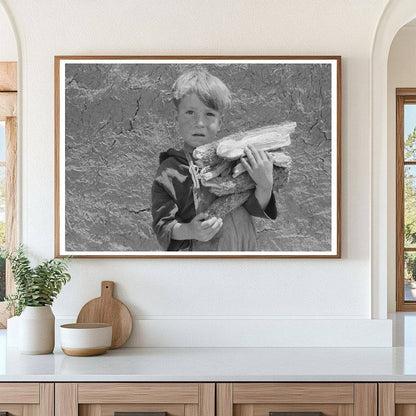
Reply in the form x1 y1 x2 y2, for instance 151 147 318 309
176 93 221 149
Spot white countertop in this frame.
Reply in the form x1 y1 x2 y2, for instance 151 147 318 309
2 328 416 382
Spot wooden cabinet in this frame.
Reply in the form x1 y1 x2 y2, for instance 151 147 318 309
0 383 53 416
217 383 377 416
0 381 383 416
379 383 416 416
55 383 215 416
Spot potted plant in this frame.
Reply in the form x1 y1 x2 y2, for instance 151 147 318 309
2 245 71 354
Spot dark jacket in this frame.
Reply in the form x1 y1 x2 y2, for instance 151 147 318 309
151 148 277 251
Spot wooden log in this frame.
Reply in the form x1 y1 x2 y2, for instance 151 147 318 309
232 150 292 178
206 191 252 219
199 159 231 181
193 140 221 168
193 121 296 167
216 122 295 160
202 166 289 197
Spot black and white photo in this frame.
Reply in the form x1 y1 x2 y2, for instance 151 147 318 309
55 57 341 257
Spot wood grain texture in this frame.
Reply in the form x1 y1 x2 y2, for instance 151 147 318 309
39 383 54 416
0 405 23 416
337 404 353 416
54 56 61 258
100 403 185 416
336 55 342 258
397 94 406 311
252 403 339 416
199 384 215 416
0 92 16 120
397 405 416 416
78 383 199 404
185 403 198 416
0 62 17 92
396 89 416 96
395 383 416 403
79 404 101 416
353 384 377 416
233 383 354 404
0 383 39 403
23 404 39 416
239 404 254 416
217 384 233 416
55 383 78 416
76 281 133 348
5 116 17 295
379 384 395 416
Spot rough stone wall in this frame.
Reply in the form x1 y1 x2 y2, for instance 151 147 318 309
64 62 332 252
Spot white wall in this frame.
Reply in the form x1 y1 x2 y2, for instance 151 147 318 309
387 25 416 312
0 3 17 61
0 0 393 346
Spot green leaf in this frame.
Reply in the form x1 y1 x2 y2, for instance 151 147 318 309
4 245 71 315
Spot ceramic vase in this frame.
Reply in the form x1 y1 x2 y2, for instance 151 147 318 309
19 305 55 354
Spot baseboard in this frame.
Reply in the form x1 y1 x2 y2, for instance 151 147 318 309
56 317 392 347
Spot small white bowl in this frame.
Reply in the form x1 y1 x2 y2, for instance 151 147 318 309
60 323 112 356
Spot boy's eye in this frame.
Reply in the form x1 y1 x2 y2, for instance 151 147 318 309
206 112 216 117
185 110 194 115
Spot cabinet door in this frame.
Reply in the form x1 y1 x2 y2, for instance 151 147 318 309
217 383 377 416
0 383 53 416
55 383 215 416
379 383 416 416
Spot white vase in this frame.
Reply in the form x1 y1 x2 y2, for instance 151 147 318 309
19 305 55 354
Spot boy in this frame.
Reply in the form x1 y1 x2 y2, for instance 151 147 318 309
151 68 277 251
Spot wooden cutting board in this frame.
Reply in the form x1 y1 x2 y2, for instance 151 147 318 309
76 281 133 349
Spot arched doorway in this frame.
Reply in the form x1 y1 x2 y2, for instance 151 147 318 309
371 0 416 319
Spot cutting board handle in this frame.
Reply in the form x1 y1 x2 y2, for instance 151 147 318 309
101 281 115 298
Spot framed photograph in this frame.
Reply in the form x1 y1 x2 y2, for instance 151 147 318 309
55 56 341 258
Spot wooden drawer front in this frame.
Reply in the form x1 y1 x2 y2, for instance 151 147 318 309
379 383 416 416
57 383 215 416
0 383 39 403
395 384 416 404
78 383 200 404
235 403 343 416
0 404 25 416
80 403 186 416
218 384 376 416
0 383 53 416
233 384 354 404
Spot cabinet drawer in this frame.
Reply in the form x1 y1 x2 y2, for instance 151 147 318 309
56 383 215 416
0 383 53 416
217 383 376 416
379 383 416 416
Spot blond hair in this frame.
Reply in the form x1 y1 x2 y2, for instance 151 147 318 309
172 67 232 112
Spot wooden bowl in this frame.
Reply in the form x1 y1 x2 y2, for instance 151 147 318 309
60 323 112 356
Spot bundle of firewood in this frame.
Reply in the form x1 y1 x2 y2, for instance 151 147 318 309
192 121 296 218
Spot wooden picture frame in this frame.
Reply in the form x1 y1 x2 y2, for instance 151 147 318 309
55 56 341 258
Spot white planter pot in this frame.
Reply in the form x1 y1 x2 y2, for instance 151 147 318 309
19 306 55 354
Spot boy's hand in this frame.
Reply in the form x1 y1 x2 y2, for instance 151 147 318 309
189 213 223 242
241 145 273 193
